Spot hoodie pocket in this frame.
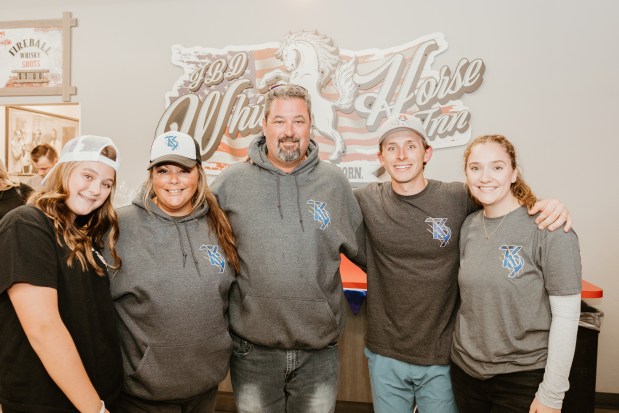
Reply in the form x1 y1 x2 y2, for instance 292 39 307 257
232 294 341 349
126 331 232 401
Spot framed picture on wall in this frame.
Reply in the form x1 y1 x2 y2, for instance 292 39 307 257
0 12 77 101
4 105 79 176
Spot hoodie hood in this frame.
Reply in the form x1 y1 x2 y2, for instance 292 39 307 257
247 134 320 176
246 135 320 231
131 186 209 223
131 187 210 272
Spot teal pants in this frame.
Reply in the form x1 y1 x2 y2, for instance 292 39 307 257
365 348 459 413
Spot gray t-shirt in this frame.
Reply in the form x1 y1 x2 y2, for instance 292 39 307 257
451 205 582 379
355 179 478 365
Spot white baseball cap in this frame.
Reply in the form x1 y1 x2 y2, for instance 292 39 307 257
41 135 119 185
376 113 429 145
148 131 201 170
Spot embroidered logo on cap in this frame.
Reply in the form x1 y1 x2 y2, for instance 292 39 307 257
165 135 179 151
393 114 408 127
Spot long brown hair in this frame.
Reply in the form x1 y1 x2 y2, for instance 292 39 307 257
30 146 121 276
143 164 240 274
463 135 537 209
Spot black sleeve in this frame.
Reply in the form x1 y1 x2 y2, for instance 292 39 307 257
0 207 59 294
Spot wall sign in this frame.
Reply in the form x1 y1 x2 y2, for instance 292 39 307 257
0 12 77 102
159 31 485 184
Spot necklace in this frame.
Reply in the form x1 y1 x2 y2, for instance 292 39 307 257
92 247 109 268
482 210 508 239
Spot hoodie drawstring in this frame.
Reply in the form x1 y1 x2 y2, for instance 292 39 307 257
184 222 203 277
173 221 188 267
274 174 305 232
277 174 283 219
172 219 204 276
294 175 305 232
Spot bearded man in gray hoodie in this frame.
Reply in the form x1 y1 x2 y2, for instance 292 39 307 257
211 84 365 413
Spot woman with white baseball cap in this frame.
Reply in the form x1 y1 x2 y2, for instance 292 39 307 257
109 131 239 413
0 135 123 413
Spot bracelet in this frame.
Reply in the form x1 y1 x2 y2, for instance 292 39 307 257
99 400 105 413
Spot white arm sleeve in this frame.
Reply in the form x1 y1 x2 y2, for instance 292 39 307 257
535 294 581 409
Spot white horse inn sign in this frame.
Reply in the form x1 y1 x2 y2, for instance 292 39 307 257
157 31 485 184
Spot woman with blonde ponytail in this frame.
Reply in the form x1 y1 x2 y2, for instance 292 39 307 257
0 135 122 413
451 135 582 413
109 131 239 413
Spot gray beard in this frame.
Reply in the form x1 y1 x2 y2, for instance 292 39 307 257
277 144 301 162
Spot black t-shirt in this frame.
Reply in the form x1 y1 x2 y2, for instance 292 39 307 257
0 205 122 412
0 183 33 222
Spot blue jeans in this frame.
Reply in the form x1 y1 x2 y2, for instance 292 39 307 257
365 348 459 413
450 362 545 413
230 333 339 413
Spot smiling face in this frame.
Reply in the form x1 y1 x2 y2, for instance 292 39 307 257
263 97 312 173
151 163 199 217
465 141 519 215
66 161 115 216
378 130 432 195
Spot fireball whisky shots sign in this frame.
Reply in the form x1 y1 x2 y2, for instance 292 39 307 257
158 31 485 184
0 12 76 101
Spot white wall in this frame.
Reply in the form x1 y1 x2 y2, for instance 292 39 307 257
2 0 618 393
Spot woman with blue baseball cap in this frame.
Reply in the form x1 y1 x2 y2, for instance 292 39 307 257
0 135 123 413
109 131 239 413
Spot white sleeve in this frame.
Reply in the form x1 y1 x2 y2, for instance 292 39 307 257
535 294 581 409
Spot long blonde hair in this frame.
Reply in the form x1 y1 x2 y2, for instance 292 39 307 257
142 164 240 274
463 135 537 209
0 159 20 190
30 146 121 276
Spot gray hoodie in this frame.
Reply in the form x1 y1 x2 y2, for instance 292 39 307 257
211 135 365 350
108 192 235 401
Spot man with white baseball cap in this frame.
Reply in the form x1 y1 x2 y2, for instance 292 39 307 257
354 113 571 413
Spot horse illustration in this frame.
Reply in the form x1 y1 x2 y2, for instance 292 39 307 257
258 31 357 162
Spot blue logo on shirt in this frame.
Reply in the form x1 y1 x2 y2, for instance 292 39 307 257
165 135 179 151
199 244 226 273
425 217 451 247
499 245 524 278
307 200 331 230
